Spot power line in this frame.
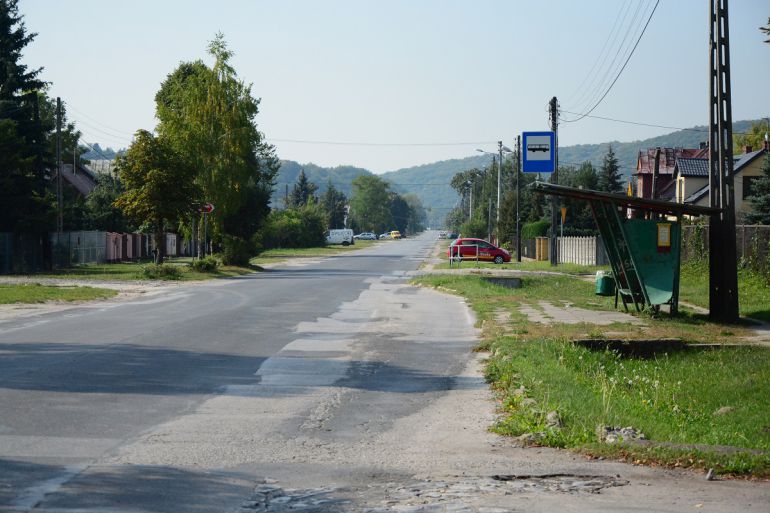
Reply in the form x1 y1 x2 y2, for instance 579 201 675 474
561 0 660 123
558 109 753 136
63 100 136 137
267 138 499 147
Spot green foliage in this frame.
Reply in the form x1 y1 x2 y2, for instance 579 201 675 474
349 174 392 233
734 120 770 152
458 216 488 239
746 152 770 225
154 34 278 243
521 219 550 239
84 173 132 232
219 235 253 266
598 144 623 193
560 162 599 233
189 255 219 272
114 130 200 261
0 283 117 303
321 181 347 229
287 169 318 208
260 204 326 249
140 263 182 280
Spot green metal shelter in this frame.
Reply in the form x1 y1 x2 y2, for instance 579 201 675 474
531 182 719 314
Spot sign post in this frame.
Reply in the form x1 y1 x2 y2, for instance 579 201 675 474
198 203 215 256
522 131 555 174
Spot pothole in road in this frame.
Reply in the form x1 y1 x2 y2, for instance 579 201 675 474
236 474 629 512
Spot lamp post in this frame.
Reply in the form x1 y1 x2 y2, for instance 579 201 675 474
477 143 512 234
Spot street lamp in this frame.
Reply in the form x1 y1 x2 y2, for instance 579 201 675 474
477 142 512 231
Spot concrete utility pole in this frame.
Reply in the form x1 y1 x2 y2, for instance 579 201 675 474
497 141 503 225
56 97 63 233
548 96 559 266
708 0 739 322
516 135 522 262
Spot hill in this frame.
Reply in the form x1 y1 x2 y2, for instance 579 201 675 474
272 119 760 226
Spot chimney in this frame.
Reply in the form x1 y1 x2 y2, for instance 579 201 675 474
699 141 708 150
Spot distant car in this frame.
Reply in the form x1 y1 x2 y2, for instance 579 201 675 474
379 232 391 240
438 231 448 239
354 232 377 240
390 230 402 239
447 238 511 264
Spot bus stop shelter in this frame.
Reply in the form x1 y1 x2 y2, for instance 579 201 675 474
532 182 719 314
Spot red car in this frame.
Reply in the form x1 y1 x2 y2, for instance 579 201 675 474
447 238 511 264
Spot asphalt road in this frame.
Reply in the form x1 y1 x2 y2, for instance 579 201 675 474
0 232 480 512
2 232 769 513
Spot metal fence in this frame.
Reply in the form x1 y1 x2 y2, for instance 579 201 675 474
50 231 107 268
681 224 770 273
0 233 47 274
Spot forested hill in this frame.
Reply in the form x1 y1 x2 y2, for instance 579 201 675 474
272 119 759 225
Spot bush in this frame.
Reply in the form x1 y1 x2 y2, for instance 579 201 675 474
220 235 253 266
260 204 326 249
458 217 488 239
521 219 550 239
189 256 219 272
141 264 182 280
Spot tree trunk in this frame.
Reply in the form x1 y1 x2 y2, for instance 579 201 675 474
154 222 165 264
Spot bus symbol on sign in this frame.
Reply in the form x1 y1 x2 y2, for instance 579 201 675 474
522 131 555 173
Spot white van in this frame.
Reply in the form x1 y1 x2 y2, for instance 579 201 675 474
326 228 355 246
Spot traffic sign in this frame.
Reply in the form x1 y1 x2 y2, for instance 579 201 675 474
199 203 214 214
522 131 555 173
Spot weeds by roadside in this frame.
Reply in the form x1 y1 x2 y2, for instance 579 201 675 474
0 283 117 304
413 272 770 477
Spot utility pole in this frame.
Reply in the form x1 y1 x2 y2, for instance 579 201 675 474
516 135 522 262
56 97 63 233
497 141 503 225
708 0 739 322
548 96 559 266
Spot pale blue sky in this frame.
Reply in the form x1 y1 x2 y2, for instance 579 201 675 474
20 0 770 172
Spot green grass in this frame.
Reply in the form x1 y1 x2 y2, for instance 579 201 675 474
0 283 118 304
250 240 378 265
413 272 770 476
33 260 257 282
680 261 770 322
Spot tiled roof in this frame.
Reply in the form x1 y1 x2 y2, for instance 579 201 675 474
636 147 709 175
682 149 768 204
676 158 709 177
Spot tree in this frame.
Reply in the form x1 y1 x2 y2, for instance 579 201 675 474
84 174 131 232
288 169 318 208
321 180 347 229
734 121 770 153
155 34 278 245
598 144 623 193
762 17 770 43
402 193 427 233
114 130 201 263
746 152 770 225
0 0 50 233
349 174 392 233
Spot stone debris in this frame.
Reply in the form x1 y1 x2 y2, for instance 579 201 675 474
236 473 630 512
545 411 562 428
597 426 646 444
713 406 734 416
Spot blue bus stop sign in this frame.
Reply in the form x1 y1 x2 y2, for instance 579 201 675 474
522 131 555 173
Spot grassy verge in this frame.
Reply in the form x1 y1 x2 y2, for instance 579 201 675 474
413 272 770 477
0 283 117 304
680 261 770 322
250 240 378 265
32 260 258 282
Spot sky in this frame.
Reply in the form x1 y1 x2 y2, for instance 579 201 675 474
19 0 770 173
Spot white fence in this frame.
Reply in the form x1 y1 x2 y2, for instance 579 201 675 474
557 236 608 266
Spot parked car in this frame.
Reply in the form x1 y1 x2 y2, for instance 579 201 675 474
354 232 377 240
326 228 355 246
390 230 402 239
447 238 511 264
379 232 391 240
438 231 448 239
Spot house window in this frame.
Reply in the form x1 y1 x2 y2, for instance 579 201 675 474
743 176 757 200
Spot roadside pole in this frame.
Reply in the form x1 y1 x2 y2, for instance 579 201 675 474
516 135 521 262
548 97 559 267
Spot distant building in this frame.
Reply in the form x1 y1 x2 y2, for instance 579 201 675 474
634 146 709 200
55 162 99 198
680 141 770 220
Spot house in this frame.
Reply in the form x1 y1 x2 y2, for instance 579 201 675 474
682 141 770 219
56 162 99 197
673 157 709 204
634 146 709 200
